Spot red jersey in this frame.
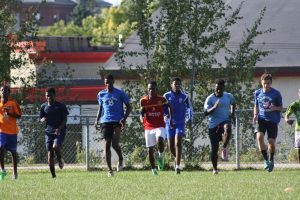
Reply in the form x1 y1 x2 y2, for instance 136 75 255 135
140 95 167 130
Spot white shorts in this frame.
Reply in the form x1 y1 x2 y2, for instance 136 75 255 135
145 127 166 148
295 131 300 148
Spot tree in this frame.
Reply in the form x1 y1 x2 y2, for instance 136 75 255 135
70 3 92 26
115 0 273 164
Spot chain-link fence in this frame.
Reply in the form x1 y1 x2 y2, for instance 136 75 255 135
2 110 299 171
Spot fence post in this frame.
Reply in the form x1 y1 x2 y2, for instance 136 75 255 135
85 117 90 170
235 111 240 169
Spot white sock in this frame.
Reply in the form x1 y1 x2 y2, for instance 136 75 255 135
158 152 163 158
176 165 180 169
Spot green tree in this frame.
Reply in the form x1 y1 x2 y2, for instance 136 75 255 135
115 0 273 163
70 3 92 26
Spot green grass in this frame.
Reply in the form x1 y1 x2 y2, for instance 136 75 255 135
0 169 299 200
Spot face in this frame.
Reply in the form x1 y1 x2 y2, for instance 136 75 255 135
148 83 157 97
214 83 224 97
104 78 114 90
261 79 272 92
171 80 181 93
0 86 10 101
45 91 55 103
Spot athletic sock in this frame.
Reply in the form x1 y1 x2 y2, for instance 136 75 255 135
158 152 163 158
261 150 268 161
270 152 274 162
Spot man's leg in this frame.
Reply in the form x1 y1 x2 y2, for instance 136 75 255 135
112 127 123 171
167 137 176 158
298 149 300 163
0 147 6 180
104 137 113 172
53 145 63 169
221 123 231 161
209 128 219 174
268 138 276 172
157 136 165 170
11 151 18 179
256 132 269 170
175 134 183 174
48 150 56 178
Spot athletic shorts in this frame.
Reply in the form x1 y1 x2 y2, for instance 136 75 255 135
144 127 166 148
100 122 121 140
45 130 66 151
166 124 185 139
257 119 278 139
0 132 17 153
208 121 232 143
295 131 300 148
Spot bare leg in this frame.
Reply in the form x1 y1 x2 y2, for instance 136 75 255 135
104 138 113 171
167 137 176 158
148 147 155 169
0 147 4 171
175 135 183 167
11 152 18 177
48 150 56 178
157 137 164 154
112 127 123 165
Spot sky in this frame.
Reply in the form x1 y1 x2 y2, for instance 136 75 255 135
104 0 121 6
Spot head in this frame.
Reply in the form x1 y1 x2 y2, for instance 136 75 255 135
214 79 225 97
45 87 56 104
104 74 114 91
171 77 182 93
260 73 272 92
0 85 10 103
147 80 157 98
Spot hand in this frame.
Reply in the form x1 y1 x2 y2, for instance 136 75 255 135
54 128 61 135
169 119 174 129
40 117 46 123
269 103 277 111
94 121 98 128
120 118 126 130
253 115 258 124
213 98 220 109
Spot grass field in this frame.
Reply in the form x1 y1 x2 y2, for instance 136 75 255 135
0 169 299 200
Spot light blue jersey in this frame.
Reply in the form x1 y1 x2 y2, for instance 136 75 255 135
254 87 282 124
164 90 193 125
204 92 235 129
97 88 130 123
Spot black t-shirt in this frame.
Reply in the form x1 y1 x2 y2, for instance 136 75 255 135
40 101 69 134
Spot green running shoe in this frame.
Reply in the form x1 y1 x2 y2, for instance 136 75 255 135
0 170 6 181
263 160 269 170
152 169 158 176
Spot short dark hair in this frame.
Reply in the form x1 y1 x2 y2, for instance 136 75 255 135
46 87 56 95
260 73 272 82
148 80 157 86
171 77 181 83
105 74 114 80
216 79 225 86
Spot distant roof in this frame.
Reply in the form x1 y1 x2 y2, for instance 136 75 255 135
21 0 77 5
105 0 300 69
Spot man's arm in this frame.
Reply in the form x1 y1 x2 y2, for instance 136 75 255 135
253 104 259 124
94 105 103 127
204 98 220 116
120 103 132 128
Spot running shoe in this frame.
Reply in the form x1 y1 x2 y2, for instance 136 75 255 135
108 170 114 177
117 161 124 172
221 147 228 161
12 173 18 180
268 161 274 172
58 159 64 169
0 170 6 181
263 160 269 170
213 169 219 175
176 168 181 175
152 169 158 176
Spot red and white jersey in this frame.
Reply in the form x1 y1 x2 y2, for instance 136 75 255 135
140 95 167 130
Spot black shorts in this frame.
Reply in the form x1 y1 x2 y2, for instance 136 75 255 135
257 119 278 139
45 130 66 151
100 122 121 140
209 121 232 143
